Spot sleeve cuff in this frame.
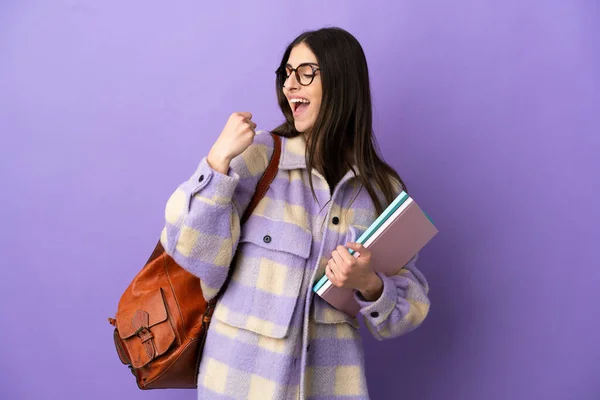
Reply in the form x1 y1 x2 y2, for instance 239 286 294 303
353 272 399 324
184 158 240 201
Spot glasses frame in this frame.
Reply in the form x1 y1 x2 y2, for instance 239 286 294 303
277 62 320 87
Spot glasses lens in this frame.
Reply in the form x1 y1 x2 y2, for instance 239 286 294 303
297 64 315 85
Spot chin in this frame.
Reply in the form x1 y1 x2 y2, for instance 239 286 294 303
294 121 313 134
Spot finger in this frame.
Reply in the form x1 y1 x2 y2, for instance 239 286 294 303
325 263 341 287
331 250 348 275
325 265 336 286
327 259 339 277
325 261 335 282
347 242 367 257
326 261 334 277
240 116 256 130
237 112 253 120
336 245 355 264
246 124 257 137
240 120 256 134
346 242 365 252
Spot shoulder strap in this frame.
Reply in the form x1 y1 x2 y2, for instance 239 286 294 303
208 133 281 306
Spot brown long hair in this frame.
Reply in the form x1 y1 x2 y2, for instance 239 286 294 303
272 27 406 215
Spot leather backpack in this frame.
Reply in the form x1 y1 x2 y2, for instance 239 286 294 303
108 133 281 389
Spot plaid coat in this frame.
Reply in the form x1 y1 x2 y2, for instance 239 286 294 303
160 131 430 399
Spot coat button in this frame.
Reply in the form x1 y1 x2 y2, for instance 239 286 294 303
263 235 272 244
332 216 340 225
370 312 379 318
198 174 205 183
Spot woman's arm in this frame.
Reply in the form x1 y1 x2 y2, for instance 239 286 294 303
354 253 430 340
160 130 274 301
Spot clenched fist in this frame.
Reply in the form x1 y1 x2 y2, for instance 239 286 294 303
207 112 257 174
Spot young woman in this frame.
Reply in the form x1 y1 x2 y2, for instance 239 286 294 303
161 27 430 399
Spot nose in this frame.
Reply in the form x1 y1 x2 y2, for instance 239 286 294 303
284 72 300 91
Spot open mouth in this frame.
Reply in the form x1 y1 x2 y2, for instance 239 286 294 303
290 98 310 115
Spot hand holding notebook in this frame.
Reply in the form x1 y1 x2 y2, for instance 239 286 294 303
324 242 382 301
313 191 438 317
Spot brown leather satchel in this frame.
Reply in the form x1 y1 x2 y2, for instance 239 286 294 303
108 133 281 390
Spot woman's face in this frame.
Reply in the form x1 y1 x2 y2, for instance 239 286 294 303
282 43 322 134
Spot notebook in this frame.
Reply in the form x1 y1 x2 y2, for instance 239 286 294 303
312 192 438 317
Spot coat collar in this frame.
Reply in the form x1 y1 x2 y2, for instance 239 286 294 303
278 134 308 171
277 133 361 186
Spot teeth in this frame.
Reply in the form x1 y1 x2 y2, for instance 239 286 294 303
290 98 310 104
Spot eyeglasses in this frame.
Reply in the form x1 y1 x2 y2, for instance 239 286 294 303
276 63 320 86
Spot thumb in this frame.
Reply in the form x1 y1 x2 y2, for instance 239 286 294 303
346 242 366 254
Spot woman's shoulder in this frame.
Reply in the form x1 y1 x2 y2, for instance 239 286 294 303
245 130 277 159
230 130 278 175
252 129 277 148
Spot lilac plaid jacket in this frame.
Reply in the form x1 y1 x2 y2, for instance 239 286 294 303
160 131 430 399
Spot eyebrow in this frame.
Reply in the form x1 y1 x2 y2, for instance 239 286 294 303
285 62 319 68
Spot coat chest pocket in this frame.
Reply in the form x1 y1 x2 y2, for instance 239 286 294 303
214 215 312 339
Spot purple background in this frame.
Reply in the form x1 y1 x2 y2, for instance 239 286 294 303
1 1 599 399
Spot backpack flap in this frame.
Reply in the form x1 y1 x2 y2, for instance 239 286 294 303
115 288 176 368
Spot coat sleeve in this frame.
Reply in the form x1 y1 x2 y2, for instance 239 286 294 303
159 131 274 301
353 252 431 340
352 178 432 340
